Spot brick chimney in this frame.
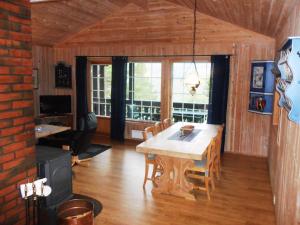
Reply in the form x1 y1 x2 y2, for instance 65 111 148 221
0 1 36 225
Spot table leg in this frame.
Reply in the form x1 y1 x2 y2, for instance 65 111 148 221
152 156 195 200
170 158 195 200
152 156 173 195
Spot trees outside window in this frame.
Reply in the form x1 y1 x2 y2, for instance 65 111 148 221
172 62 211 123
126 62 161 121
91 64 112 117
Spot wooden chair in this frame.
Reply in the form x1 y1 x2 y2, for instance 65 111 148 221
154 121 163 133
142 126 159 188
185 137 217 200
213 124 224 179
163 118 171 129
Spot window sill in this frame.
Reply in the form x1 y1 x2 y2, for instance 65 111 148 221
96 116 111 119
94 116 159 124
125 119 157 124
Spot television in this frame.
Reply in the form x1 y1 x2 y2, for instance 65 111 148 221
40 95 71 115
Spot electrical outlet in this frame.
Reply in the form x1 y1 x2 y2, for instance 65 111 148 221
273 195 276 205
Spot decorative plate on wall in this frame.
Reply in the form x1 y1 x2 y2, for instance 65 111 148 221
277 36 300 124
55 62 72 88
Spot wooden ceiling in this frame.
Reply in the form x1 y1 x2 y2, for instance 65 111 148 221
31 0 299 46
31 0 147 46
57 1 273 47
167 0 299 37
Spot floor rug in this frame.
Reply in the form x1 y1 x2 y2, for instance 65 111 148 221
78 144 111 160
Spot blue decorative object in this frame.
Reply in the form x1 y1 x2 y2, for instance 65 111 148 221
248 61 275 115
277 37 300 124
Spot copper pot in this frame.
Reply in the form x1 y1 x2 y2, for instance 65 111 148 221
57 199 94 225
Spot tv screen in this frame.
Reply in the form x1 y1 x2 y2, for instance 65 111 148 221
40 95 71 115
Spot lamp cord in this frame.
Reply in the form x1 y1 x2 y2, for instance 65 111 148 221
192 0 200 82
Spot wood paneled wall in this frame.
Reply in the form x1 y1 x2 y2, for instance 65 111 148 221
33 0 275 157
268 3 300 225
32 46 75 126
226 43 274 156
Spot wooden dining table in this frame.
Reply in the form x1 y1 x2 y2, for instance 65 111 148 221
136 122 220 200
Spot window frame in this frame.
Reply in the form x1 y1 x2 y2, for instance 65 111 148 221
90 62 112 118
170 59 212 123
88 56 212 125
125 60 163 122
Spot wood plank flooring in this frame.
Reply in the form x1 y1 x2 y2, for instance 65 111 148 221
72 139 276 225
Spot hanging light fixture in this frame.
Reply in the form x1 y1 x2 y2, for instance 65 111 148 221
185 0 200 96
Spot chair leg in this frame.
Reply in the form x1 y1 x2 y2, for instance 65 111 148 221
143 163 149 188
215 161 220 180
218 161 221 179
210 175 215 190
72 156 91 167
205 177 210 200
151 163 157 180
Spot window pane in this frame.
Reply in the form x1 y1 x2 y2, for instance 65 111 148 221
100 104 105 115
172 79 184 94
173 94 184 103
126 62 161 121
93 104 99 115
151 63 162 78
91 64 112 117
93 91 98 98
151 78 161 94
172 63 184 78
93 78 98 90
171 62 211 123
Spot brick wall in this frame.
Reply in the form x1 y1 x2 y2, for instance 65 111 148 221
0 1 36 225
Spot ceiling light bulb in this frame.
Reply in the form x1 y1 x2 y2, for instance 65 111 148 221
189 86 197 96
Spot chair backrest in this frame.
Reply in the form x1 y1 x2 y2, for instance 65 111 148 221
163 118 171 129
78 112 97 132
72 112 98 154
215 124 224 156
206 137 217 175
154 122 163 133
142 126 157 141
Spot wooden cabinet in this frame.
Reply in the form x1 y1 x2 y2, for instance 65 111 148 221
39 114 73 128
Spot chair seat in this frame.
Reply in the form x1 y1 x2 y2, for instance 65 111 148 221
194 159 206 167
147 154 156 160
190 159 208 176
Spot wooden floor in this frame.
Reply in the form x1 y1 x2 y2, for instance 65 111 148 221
72 138 276 225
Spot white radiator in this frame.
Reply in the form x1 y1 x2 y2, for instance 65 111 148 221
131 130 143 139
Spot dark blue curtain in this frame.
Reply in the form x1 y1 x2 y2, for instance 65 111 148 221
110 56 128 141
207 55 230 152
75 56 88 129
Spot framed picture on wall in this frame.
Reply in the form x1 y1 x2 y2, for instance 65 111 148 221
248 61 275 115
250 62 266 92
252 66 264 88
32 68 39 89
248 93 273 115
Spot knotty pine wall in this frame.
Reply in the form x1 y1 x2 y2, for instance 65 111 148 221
32 46 74 118
32 0 275 157
268 3 300 225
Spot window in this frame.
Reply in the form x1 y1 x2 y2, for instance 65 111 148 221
126 62 161 121
91 64 112 117
172 62 211 123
